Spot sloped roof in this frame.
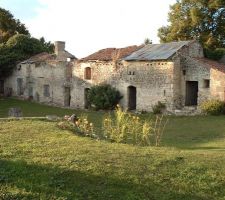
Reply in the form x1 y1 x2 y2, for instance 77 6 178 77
80 45 143 62
194 57 225 73
64 50 77 59
124 41 191 61
21 52 56 64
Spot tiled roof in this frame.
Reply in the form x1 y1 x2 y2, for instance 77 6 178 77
194 57 225 73
80 45 143 62
21 52 56 64
124 41 191 61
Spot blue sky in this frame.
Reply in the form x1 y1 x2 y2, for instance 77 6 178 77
1 0 176 58
1 0 43 20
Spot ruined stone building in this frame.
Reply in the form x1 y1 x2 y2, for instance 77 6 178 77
2 40 225 113
3 41 76 106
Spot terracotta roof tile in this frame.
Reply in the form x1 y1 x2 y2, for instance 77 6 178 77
194 57 225 73
80 45 143 62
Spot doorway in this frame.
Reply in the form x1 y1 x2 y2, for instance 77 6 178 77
84 88 90 109
0 80 4 94
64 87 71 107
128 86 136 110
17 78 23 95
185 81 198 106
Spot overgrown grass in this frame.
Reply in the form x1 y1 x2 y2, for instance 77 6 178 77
0 98 225 199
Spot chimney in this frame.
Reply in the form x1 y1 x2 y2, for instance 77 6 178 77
55 41 66 61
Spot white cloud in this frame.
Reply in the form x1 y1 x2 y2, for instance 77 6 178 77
25 0 176 58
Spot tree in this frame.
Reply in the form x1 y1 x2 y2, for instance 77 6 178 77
158 0 225 57
144 38 152 45
0 34 54 77
87 84 123 110
0 7 29 43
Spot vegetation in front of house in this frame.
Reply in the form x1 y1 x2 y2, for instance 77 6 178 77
57 105 167 146
1 119 225 200
87 84 123 110
1 98 225 199
157 0 225 60
152 101 166 114
200 99 225 115
103 105 168 146
0 7 54 77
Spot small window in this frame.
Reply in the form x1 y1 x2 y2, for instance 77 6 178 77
132 71 135 75
128 71 132 75
43 85 50 97
85 67 91 80
203 79 210 88
182 70 186 76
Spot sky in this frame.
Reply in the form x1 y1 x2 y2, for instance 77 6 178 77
1 0 177 58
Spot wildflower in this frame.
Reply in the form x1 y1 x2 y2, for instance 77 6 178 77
90 123 93 126
75 121 80 126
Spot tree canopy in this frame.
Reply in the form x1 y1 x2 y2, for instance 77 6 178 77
0 7 54 78
158 0 225 58
0 8 29 43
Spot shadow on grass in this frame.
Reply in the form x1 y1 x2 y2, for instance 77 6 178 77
0 159 205 200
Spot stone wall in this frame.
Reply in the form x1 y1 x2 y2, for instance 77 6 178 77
4 61 71 106
180 56 210 107
70 61 117 108
210 68 225 101
71 60 177 112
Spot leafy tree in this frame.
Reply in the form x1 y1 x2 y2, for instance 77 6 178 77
144 38 152 45
0 34 54 77
158 0 225 59
87 84 123 110
0 7 29 43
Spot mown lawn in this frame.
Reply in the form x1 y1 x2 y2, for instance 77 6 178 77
0 98 225 199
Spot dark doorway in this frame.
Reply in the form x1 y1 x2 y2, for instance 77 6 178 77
0 80 4 94
64 87 71 107
84 88 90 109
17 78 23 95
128 86 136 110
185 81 198 106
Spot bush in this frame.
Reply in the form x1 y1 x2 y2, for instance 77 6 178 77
204 48 225 61
200 100 225 115
152 101 166 114
87 84 122 110
103 105 168 146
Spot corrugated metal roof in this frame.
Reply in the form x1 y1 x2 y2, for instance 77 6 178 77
124 41 191 61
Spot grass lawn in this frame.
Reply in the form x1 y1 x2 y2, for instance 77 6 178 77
0 98 225 199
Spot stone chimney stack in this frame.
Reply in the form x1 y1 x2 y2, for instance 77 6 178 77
55 41 66 61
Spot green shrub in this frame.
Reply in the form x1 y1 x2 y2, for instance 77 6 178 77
103 105 168 146
152 101 166 114
204 48 225 61
200 100 225 115
87 84 122 110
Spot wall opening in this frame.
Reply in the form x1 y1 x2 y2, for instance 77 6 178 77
203 79 210 88
64 87 71 107
185 81 198 106
17 78 23 95
84 67 91 80
128 86 136 110
0 80 4 94
28 86 33 99
84 88 90 109
43 84 50 97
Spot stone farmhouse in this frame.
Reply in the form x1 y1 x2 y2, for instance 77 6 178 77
2 40 225 114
